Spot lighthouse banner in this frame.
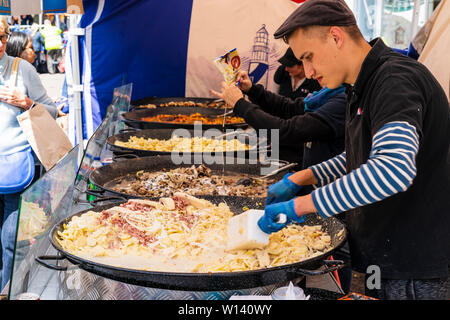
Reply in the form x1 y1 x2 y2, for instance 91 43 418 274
185 0 299 97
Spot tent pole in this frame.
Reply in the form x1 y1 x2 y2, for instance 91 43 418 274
410 0 421 42
68 14 84 162
374 0 383 38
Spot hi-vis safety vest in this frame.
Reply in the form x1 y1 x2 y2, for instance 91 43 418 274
41 26 62 50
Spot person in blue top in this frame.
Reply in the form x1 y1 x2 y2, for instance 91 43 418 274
268 47 323 167
273 47 321 100
211 70 346 175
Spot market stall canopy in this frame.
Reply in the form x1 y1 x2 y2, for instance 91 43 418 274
0 0 83 15
67 0 299 145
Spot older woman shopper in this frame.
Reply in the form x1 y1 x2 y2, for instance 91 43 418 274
0 18 57 290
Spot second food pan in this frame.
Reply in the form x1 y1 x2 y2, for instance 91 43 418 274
106 128 269 159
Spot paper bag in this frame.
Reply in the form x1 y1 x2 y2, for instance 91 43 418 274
17 104 73 171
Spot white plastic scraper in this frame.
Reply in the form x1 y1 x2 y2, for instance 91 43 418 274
226 209 287 251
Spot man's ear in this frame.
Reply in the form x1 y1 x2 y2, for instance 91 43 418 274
329 26 344 49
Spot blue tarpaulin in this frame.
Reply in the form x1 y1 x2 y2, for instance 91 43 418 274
65 0 195 143
43 0 67 13
79 0 193 121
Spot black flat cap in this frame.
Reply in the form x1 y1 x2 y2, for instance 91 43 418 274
278 47 302 67
274 0 357 40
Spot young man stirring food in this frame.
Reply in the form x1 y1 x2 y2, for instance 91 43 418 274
213 0 449 299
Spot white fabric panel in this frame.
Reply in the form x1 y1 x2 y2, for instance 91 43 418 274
418 0 450 100
185 0 299 97
10 0 42 15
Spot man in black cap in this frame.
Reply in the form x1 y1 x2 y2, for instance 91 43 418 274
273 47 321 100
256 0 449 300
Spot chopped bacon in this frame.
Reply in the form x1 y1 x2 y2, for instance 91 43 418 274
172 196 189 210
178 214 196 228
98 210 112 225
109 216 156 246
120 201 155 212
99 198 197 246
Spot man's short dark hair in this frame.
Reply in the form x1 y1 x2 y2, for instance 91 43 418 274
341 25 365 41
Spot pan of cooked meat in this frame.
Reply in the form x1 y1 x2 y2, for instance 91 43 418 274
88 155 297 200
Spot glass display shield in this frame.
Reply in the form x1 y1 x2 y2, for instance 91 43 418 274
8 144 80 300
7 84 133 300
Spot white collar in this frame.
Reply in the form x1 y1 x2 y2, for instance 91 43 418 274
291 76 306 91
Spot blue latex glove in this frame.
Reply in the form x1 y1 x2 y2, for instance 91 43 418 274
265 173 303 205
258 199 306 234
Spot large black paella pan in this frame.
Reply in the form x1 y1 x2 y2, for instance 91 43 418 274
38 197 346 291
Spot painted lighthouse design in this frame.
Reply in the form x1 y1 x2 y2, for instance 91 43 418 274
248 24 269 88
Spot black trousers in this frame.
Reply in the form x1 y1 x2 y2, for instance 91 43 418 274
365 273 450 300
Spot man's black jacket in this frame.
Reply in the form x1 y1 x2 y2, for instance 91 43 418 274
233 84 346 170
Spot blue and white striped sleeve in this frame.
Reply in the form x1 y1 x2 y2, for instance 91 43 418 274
309 152 347 187
311 121 419 218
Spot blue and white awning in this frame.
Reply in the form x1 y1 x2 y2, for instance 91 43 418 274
67 0 299 145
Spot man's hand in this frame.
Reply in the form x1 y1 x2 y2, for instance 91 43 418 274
57 104 66 117
266 172 303 205
236 71 252 92
258 199 306 234
210 82 244 108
